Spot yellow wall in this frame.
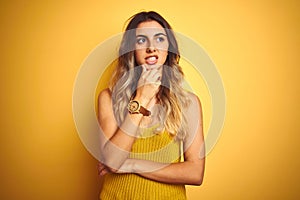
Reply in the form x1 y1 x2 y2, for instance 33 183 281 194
1 0 299 199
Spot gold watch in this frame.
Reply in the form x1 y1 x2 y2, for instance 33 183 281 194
127 100 151 116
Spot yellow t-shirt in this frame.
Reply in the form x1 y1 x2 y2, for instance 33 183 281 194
100 127 186 200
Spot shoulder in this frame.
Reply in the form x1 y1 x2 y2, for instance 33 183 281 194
186 91 202 110
184 91 203 125
183 92 204 146
98 88 111 102
98 88 112 106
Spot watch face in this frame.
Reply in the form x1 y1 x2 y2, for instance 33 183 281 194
128 101 139 112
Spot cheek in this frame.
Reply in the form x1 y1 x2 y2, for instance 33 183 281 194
159 44 169 63
159 51 169 63
134 50 144 65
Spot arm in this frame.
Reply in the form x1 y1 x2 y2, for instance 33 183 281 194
97 89 143 171
115 94 205 185
118 158 204 186
98 66 161 171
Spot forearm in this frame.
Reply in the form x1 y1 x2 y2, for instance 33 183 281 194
98 89 155 172
101 114 143 170
117 158 205 185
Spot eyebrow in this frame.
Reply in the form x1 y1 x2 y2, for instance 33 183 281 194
136 33 167 38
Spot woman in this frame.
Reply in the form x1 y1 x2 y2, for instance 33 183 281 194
97 11 205 199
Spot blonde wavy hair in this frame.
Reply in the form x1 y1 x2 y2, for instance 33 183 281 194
109 11 190 140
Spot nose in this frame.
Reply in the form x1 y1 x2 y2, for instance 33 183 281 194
146 46 156 53
146 39 157 53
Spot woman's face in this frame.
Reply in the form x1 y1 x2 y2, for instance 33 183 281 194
134 20 169 67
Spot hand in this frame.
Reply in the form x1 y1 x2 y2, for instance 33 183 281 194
97 159 136 175
97 162 110 176
136 65 162 103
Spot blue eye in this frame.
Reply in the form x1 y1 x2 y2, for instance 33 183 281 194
137 38 146 44
156 37 165 43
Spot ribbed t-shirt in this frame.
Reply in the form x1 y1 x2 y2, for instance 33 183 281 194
100 127 187 200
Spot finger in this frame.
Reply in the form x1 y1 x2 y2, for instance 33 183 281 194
147 68 159 77
100 168 110 176
139 71 155 84
157 65 163 71
141 65 152 79
97 163 106 174
142 64 147 72
97 162 105 169
153 71 162 80
147 64 161 71
156 80 162 86
98 166 107 176
139 67 161 86
148 69 161 81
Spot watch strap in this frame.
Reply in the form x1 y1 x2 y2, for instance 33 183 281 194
128 100 151 116
139 106 151 116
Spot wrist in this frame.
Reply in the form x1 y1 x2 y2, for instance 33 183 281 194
120 114 141 137
133 95 151 107
129 159 137 173
127 99 151 116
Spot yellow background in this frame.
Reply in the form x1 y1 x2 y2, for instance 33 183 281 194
1 0 299 199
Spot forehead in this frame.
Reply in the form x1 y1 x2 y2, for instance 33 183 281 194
136 20 166 36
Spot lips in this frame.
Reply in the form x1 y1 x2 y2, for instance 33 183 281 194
145 55 158 65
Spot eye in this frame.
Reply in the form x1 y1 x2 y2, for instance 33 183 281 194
156 36 165 43
136 37 146 44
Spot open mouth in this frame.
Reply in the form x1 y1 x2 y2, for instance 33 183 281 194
145 55 158 65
